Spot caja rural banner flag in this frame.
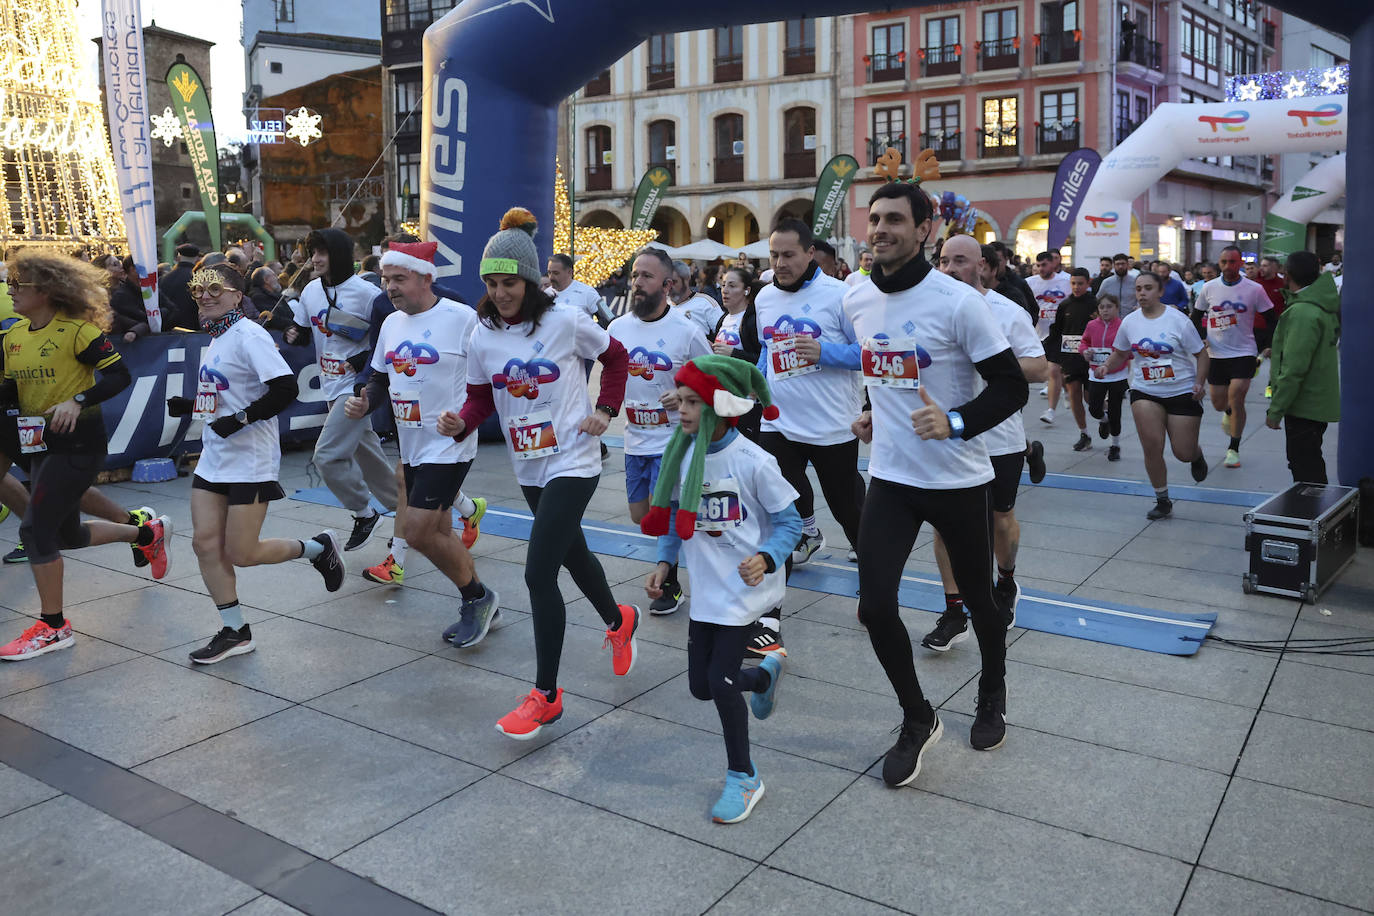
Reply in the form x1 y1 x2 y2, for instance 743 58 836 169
810 155 860 240
630 166 674 231
165 61 221 251
100 0 162 332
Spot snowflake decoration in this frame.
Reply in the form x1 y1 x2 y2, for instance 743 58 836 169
1319 67 1346 94
151 107 183 146
284 106 322 146
1281 76 1308 98
1235 80 1262 102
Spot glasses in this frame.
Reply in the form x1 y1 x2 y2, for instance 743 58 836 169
7 279 30 289
190 282 228 298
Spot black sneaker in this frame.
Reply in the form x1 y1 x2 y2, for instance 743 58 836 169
791 531 824 566
1098 419 1110 440
1146 497 1173 520
1107 445 1121 462
443 588 501 647
920 609 969 651
600 442 609 461
881 711 943 787
1072 432 1092 452
649 580 683 615
1026 441 1046 484
345 512 381 551
3 542 28 564
310 531 345 591
1191 453 1209 482
996 579 1021 630
744 618 786 658
189 625 255 664
970 686 1007 751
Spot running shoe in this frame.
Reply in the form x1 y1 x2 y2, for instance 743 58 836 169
1146 497 1173 520
996 579 1021 630
920 610 969 651
310 531 345 591
443 587 501 648
1192 454 1210 482
970 685 1007 751
744 618 786 659
1107 445 1121 462
749 654 783 721
135 516 173 580
496 687 563 740
4 542 28 564
1223 449 1241 469
1098 420 1110 440
600 442 609 461
881 712 942 787
604 604 640 676
1265 384 1273 399
0 504 8 524
460 496 487 549
1038 385 1048 397
1221 411 1232 436
188 625 255 664
1026 441 1047 484
363 554 404 584
1039 409 1055 425
711 769 765 824
0 619 74 661
1072 432 1092 452
791 531 825 566
128 506 155 568
345 512 381 551
847 548 858 563
649 578 683 615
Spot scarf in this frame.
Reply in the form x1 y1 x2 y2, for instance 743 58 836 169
200 309 244 338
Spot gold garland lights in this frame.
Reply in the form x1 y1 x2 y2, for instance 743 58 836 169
554 160 656 288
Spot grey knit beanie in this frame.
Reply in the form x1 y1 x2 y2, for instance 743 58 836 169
479 207 542 284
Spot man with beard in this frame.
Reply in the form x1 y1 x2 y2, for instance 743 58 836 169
609 247 711 614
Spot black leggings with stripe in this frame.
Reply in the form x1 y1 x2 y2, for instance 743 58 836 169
758 432 864 548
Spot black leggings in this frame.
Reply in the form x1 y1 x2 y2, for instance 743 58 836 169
688 619 769 774
521 475 620 691
857 478 1005 716
20 452 100 565
758 432 864 547
1086 379 1128 437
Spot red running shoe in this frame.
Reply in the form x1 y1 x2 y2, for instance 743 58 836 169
136 516 173 580
603 604 640 676
0 620 74 661
495 687 563 740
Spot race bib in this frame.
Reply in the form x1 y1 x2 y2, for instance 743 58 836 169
1209 312 1238 331
193 380 219 421
17 415 46 454
695 479 744 532
770 334 819 380
390 389 422 428
507 407 559 460
1039 306 1058 321
1139 357 1176 383
625 400 668 427
1086 347 1112 368
320 356 347 378
861 337 919 389
1060 335 1083 355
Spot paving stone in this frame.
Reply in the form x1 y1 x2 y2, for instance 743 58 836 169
1201 778 1374 911
226 896 309 916
405 556 533 612
1083 557 1299 614
0 795 257 916
0 617 141 699
0 656 290 768
290 582 523 652
0 557 156 614
167 551 386 611
1281 615 1374 677
0 762 59 817
707 865 904 915
61 583 275 655
1178 868 1363 916
1131 516 1245 549
1263 659 1374 732
1115 535 1253 576
1237 712 1374 808
135 706 483 859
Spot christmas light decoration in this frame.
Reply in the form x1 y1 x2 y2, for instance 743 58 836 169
151 107 184 147
552 159 657 287
1225 65 1349 102
284 106 322 146
1 0 127 251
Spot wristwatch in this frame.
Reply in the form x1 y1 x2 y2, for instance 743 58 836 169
946 410 965 438
596 404 618 418
73 392 87 406
235 409 249 425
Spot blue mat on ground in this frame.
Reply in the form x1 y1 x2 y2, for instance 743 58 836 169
292 486 1216 656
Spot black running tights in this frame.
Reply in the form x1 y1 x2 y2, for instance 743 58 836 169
20 452 99 565
1086 379 1128 437
521 475 621 691
857 478 1005 716
758 432 864 546
688 619 768 774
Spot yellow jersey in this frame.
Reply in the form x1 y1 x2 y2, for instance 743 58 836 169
2 316 121 418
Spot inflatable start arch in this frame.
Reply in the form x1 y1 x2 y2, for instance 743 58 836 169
1263 153 1345 258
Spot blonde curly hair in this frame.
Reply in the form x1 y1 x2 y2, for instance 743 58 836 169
8 249 115 332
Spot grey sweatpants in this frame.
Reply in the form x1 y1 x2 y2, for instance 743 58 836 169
313 396 398 514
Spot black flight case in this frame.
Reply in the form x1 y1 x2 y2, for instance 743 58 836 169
1242 483 1359 602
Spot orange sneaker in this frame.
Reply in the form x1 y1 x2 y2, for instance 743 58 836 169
603 604 640 676
460 497 486 549
363 554 404 584
495 687 563 740
0 619 74 661
135 516 173 580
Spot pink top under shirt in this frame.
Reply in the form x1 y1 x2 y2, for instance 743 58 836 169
1079 317 1125 354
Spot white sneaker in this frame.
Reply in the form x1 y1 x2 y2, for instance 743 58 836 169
1039 409 1055 425
792 531 825 566
1039 386 1049 397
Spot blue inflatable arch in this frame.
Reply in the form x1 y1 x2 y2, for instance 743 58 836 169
423 0 1370 485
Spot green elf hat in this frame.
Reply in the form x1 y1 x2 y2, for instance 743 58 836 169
639 354 779 541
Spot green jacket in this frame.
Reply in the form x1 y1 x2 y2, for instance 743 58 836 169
1267 272 1340 424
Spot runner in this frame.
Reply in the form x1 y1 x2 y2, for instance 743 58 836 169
1049 268 1099 450
671 261 725 340
344 241 499 646
846 183 1028 784
438 208 635 740
976 244 1047 484
546 253 604 324
1197 246 1272 469
0 251 171 661
609 246 710 614
176 262 344 664
1025 251 1070 415
1096 253 1139 317
285 228 399 551
844 248 873 287
0 474 157 567
1099 271 1209 520
1082 294 1128 461
712 266 764 441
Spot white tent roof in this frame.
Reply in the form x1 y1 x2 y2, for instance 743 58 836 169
667 238 738 261
738 238 771 258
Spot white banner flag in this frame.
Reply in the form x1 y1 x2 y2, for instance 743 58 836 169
100 0 161 332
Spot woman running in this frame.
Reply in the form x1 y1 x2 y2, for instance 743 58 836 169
1101 271 1209 520
1082 294 1128 461
712 267 764 441
0 250 171 661
437 208 633 740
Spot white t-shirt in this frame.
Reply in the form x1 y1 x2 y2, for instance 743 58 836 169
293 274 378 402
668 433 799 626
843 268 1010 490
672 293 723 339
608 307 711 457
552 279 602 319
845 270 870 287
755 272 863 446
195 318 293 483
715 310 745 349
982 289 1044 457
467 304 610 487
1198 276 1272 359
1113 307 1206 397
1026 271 1071 339
371 299 478 467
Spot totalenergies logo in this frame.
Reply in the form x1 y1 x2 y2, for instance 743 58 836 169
1084 212 1118 229
1198 110 1249 133
1288 103 1342 127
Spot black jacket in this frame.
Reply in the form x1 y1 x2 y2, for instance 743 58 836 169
109 280 150 338
159 261 196 331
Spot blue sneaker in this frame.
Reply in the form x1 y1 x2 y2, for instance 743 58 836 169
443 586 501 647
711 769 765 824
749 654 783 720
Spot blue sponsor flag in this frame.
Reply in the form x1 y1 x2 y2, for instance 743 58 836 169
1048 148 1102 250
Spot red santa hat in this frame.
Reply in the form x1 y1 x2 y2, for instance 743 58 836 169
380 240 439 278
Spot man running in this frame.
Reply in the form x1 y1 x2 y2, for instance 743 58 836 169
1049 268 1099 450
671 262 725 341
1196 245 1272 469
1096 253 1139 317
845 249 874 287
1026 251 1070 417
547 253 605 325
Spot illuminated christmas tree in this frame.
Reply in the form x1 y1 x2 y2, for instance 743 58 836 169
1 0 127 252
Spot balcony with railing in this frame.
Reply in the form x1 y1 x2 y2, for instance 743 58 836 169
1115 118 1144 144
979 125 1019 158
646 62 674 90
865 51 906 83
648 159 675 183
920 44 961 77
784 45 815 75
979 37 1020 70
1262 20 1277 48
1119 34 1162 70
920 130 962 161
868 137 907 167
714 54 743 83
584 69 610 97
1035 30 1081 64
584 166 612 192
784 150 816 179
714 155 743 183
1036 122 1081 155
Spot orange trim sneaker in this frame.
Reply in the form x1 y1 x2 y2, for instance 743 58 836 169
1 620 74 661
603 604 640 676
460 497 486 549
362 554 404 584
136 516 173 580
495 687 563 740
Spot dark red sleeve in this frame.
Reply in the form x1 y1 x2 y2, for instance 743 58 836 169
595 336 629 410
456 382 496 441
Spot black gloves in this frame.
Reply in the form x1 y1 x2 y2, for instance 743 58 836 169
166 396 194 417
209 416 245 438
